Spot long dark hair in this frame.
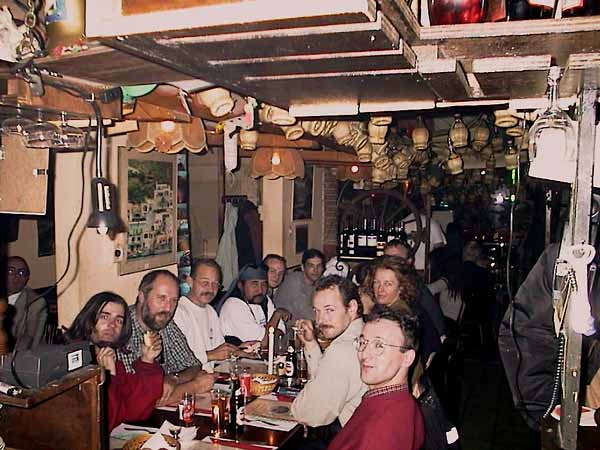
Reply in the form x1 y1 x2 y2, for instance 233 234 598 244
64 291 132 350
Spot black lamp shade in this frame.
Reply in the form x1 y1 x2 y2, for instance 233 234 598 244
87 177 120 234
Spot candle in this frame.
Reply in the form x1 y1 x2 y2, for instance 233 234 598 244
268 326 275 375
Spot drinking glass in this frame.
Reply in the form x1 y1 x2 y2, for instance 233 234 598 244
179 392 195 426
210 389 229 436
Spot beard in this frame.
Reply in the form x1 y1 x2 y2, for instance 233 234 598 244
249 294 266 304
142 302 173 331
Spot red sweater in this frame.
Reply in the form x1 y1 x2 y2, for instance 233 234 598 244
108 359 164 431
327 387 424 450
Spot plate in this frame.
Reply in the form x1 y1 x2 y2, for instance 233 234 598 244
550 405 597 426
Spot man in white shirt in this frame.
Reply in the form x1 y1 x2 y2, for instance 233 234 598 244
292 275 366 444
173 259 241 371
220 265 289 346
402 212 446 272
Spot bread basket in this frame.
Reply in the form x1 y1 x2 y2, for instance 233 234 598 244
122 433 180 450
250 373 279 396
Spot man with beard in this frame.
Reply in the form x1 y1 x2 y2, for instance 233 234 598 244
292 275 366 448
219 265 290 346
274 249 325 321
174 259 250 371
117 270 215 405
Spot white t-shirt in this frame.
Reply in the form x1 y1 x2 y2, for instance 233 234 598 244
219 296 285 342
428 278 463 322
8 292 20 306
174 296 225 370
403 213 447 270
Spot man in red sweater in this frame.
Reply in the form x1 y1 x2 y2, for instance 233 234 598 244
328 306 425 450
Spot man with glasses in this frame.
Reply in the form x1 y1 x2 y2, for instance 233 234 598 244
328 306 424 450
292 275 366 448
5 256 47 350
174 259 242 371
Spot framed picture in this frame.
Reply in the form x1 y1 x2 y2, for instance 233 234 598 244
292 165 314 221
119 147 177 275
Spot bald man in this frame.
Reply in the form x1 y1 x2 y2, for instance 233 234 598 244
6 256 48 350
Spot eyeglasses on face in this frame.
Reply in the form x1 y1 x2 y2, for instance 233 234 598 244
354 337 411 356
8 267 29 278
196 279 222 290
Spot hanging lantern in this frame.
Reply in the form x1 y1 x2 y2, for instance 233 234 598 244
449 114 469 148
127 118 207 153
250 147 305 179
471 115 490 152
392 150 413 180
412 116 430 151
445 137 464 175
336 164 371 182
504 139 519 170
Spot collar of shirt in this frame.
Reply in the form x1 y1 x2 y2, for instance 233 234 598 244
363 383 408 399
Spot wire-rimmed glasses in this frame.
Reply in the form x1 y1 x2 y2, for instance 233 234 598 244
354 337 412 356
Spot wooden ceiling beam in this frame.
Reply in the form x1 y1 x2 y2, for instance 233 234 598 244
207 132 322 149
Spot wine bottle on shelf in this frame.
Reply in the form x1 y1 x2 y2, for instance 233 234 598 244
527 0 555 18
356 218 368 257
339 221 347 257
428 0 487 25
347 220 356 256
508 0 531 19
367 218 378 258
487 0 508 21
562 0 598 16
376 221 386 257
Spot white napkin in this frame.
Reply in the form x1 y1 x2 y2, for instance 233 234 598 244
110 423 159 441
159 419 198 442
243 415 297 432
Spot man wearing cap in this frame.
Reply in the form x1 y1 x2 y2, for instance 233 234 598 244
219 265 290 346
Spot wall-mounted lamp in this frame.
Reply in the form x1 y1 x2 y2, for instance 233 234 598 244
87 177 120 235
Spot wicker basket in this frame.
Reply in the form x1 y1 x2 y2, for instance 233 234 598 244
250 373 279 396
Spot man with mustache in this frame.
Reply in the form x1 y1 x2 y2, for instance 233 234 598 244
292 275 366 448
174 259 246 371
219 265 289 346
117 270 215 406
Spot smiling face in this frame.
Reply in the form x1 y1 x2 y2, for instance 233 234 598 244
265 258 286 289
187 264 220 306
358 319 415 389
139 274 179 331
373 268 401 306
92 301 125 347
313 286 358 340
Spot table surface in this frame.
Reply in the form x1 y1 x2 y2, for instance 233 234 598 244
118 399 303 450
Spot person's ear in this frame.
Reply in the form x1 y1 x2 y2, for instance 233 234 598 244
348 299 359 315
137 291 145 305
402 349 416 368
186 274 194 286
237 280 243 291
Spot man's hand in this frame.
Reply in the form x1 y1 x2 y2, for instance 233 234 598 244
157 377 177 407
274 308 291 322
190 372 217 393
96 347 117 376
207 343 239 361
296 319 316 346
141 331 163 364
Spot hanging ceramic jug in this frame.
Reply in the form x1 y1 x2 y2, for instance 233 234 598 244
449 114 468 148
412 117 430 151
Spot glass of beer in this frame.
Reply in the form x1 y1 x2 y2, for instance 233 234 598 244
179 392 195 426
210 389 229 436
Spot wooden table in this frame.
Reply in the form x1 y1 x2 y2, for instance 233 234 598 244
0 366 104 450
119 401 303 450
540 416 600 450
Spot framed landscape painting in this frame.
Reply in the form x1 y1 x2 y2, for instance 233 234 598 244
119 147 177 275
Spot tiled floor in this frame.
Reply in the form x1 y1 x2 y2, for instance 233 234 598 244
458 358 540 450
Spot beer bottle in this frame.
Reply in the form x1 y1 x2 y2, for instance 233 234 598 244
229 370 243 433
284 339 297 384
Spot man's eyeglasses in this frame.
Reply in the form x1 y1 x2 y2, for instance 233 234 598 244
196 279 222 290
354 337 411 356
8 267 29 278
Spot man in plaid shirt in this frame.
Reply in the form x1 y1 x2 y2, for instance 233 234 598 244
118 270 215 406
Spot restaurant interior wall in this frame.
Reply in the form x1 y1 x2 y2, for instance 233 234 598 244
54 134 176 327
262 168 325 268
7 218 56 289
188 148 221 259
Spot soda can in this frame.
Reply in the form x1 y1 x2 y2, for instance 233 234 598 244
240 372 252 397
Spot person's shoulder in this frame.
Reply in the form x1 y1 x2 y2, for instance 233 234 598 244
220 296 245 313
